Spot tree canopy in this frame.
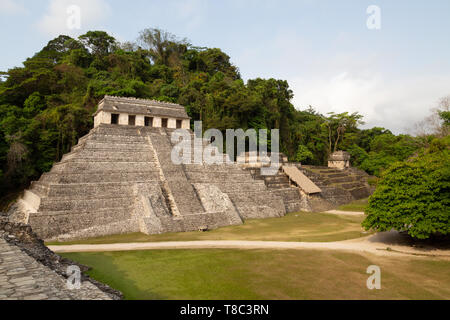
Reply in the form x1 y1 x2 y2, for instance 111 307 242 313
0 28 435 198
363 136 450 239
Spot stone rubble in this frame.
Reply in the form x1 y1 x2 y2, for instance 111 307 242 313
0 214 121 300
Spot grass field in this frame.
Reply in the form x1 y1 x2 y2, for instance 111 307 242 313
48 212 371 245
338 198 369 212
62 249 450 300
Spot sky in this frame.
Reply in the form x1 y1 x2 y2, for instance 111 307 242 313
1 0 449 134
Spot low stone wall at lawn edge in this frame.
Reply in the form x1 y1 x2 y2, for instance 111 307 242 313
0 211 122 300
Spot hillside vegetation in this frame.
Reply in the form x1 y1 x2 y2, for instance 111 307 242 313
363 136 450 239
0 28 444 198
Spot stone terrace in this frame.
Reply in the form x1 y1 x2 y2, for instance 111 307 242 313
0 218 117 300
0 237 111 300
298 166 374 210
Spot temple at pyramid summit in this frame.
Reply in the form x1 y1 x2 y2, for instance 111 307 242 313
11 96 373 241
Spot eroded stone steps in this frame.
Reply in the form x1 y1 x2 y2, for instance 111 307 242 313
156 210 243 234
30 181 50 197
185 171 253 181
37 205 133 218
232 204 284 220
266 182 292 189
30 208 134 238
73 142 152 152
64 149 155 158
226 188 287 217
62 153 155 163
318 186 354 206
300 167 369 191
51 161 158 173
56 155 158 165
86 135 149 144
31 182 135 199
264 175 290 184
40 171 160 184
270 188 302 201
270 188 304 213
93 125 155 136
148 131 205 216
184 164 249 173
243 167 304 213
216 181 268 193
39 196 134 212
226 190 287 203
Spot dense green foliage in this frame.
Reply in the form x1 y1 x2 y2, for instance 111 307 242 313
363 136 450 239
0 28 429 197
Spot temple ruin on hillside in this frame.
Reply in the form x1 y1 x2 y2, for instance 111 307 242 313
328 151 351 170
11 96 373 241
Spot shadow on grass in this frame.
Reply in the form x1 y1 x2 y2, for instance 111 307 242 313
368 230 450 251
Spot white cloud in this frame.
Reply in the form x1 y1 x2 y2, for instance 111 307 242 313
236 29 450 134
0 0 26 15
290 72 450 134
37 0 111 37
168 0 209 32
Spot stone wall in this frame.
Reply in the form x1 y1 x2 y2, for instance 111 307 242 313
0 213 121 300
299 166 374 210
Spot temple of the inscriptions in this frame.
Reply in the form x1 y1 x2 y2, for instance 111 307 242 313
11 96 373 241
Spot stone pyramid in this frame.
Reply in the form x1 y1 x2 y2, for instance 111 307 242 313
13 97 288 241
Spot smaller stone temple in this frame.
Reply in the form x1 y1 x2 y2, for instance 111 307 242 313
236 152 289 169
94 95 191 129
328 151 351 170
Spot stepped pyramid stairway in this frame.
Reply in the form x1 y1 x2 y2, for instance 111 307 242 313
14 124 286 241
243 163 374 212
297 165 374 210
165 128 286 220
244 167 308 213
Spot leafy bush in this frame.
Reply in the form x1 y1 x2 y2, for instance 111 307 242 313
362 138 450 239
295 144 313 163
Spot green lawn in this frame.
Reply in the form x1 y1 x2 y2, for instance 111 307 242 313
338 198 369 212
63 249 450 300
48 212 370 245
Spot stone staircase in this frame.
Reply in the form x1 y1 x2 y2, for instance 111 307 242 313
244 167 306 213
22 125 162 240
298 165 374 209
241 163 374 213
173 130 286 220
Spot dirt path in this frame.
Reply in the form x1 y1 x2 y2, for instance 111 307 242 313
49 231 450 258
325 210 365 216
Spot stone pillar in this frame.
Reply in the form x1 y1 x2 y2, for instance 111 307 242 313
168 118 177 129
136 115 145 127
153 117 162 128
94 111 112 128
119 114 128 126
182 119 190 129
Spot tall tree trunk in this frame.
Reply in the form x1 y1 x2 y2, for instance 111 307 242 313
334 128 340 153
328 125 332 155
